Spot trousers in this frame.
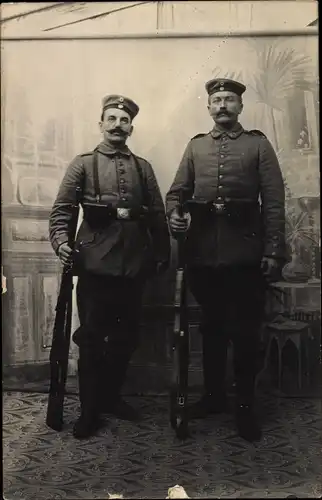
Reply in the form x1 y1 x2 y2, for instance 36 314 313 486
187 264 266 405
72 273 145 418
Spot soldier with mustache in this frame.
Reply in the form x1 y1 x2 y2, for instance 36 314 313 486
166 79 286 442
49 95 170 439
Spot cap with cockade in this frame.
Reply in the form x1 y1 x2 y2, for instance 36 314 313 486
102 95 139 120
205 78 246 97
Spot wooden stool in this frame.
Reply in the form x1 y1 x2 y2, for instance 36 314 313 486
263 316 311 390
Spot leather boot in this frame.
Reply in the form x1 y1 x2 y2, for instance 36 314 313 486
234 374 261 442
189 331 228 419
233 332 262 442
99 338 140 421
235 403 262 442
188 392 228 419
73 357 103 439
103 397 140 422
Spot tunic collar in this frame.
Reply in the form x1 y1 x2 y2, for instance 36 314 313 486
211 122 244 139
96 141 131 157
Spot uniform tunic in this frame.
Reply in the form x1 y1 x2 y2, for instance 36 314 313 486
49 141 170 414
166 123 286 267
166 122 286 403
49 141 170 278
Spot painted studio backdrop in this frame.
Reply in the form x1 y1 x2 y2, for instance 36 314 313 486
2 34 320 391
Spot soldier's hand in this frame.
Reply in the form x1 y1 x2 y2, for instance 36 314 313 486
58 243 73 267
156 260 169 275
261 256 279 281
169 208 191 233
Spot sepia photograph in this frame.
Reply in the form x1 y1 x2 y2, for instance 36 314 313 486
1 1 320 499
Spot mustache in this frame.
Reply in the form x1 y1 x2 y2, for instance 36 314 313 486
109 128 127 136
216 110 231 116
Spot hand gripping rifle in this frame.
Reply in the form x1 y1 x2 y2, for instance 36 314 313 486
169 193 190 440
46 186 82 431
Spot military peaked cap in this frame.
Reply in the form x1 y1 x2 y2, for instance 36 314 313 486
102 94 139 120
205 78 246 97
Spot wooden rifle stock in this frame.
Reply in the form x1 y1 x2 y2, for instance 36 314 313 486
46 187 82 431
169 194 190 439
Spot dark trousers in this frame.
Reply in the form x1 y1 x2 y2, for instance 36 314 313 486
187 265 266 405
72 273 145 418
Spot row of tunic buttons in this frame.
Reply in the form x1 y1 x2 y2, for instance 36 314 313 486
218 146 224 200
272 236 279 256
217 136 227 198
116 157 127 201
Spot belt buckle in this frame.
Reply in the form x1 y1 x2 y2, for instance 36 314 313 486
214 203 225 213
178 396 185 406
117 207 131 220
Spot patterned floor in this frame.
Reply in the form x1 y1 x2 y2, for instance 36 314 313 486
3 392 322 499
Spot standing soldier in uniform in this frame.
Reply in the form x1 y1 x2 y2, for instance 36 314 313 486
166 79 286 442
49 95 170 439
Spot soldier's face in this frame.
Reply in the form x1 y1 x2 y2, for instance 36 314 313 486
207 91 243 125
99 108 133 144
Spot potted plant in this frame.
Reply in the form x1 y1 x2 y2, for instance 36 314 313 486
282 184 319 282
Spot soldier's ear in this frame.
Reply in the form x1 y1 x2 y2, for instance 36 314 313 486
128 125 134 137
99 121 103 133
207 96 211 113
239 100 243 114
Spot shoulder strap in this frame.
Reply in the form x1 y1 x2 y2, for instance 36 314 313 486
245 129 267 137
191 133 207 140
80 151 93 157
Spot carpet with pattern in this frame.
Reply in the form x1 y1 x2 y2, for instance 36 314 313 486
3 392 322 499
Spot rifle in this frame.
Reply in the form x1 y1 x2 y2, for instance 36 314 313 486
169 194 190 440
46 186 82 431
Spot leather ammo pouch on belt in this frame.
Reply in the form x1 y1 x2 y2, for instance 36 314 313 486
186 198 260 226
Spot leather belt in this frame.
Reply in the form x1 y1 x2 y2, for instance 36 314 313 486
113 207 149 220
186 198 259 218
82 203 149 221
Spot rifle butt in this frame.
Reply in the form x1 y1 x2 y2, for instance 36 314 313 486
45 301 72 431
46 394 64 431
169 335 190 439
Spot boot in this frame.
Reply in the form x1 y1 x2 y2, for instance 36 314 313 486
235 403 262 442
73 414 103 439
99 338 140 421
102 396 140 422
73 357 104 439
233 334 262 441
188 391 228 419
234 375 261 442
189 331 228 419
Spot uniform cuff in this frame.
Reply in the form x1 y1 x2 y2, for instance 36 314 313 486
166 206 178 219
52 234 69 255
264 244 285 260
